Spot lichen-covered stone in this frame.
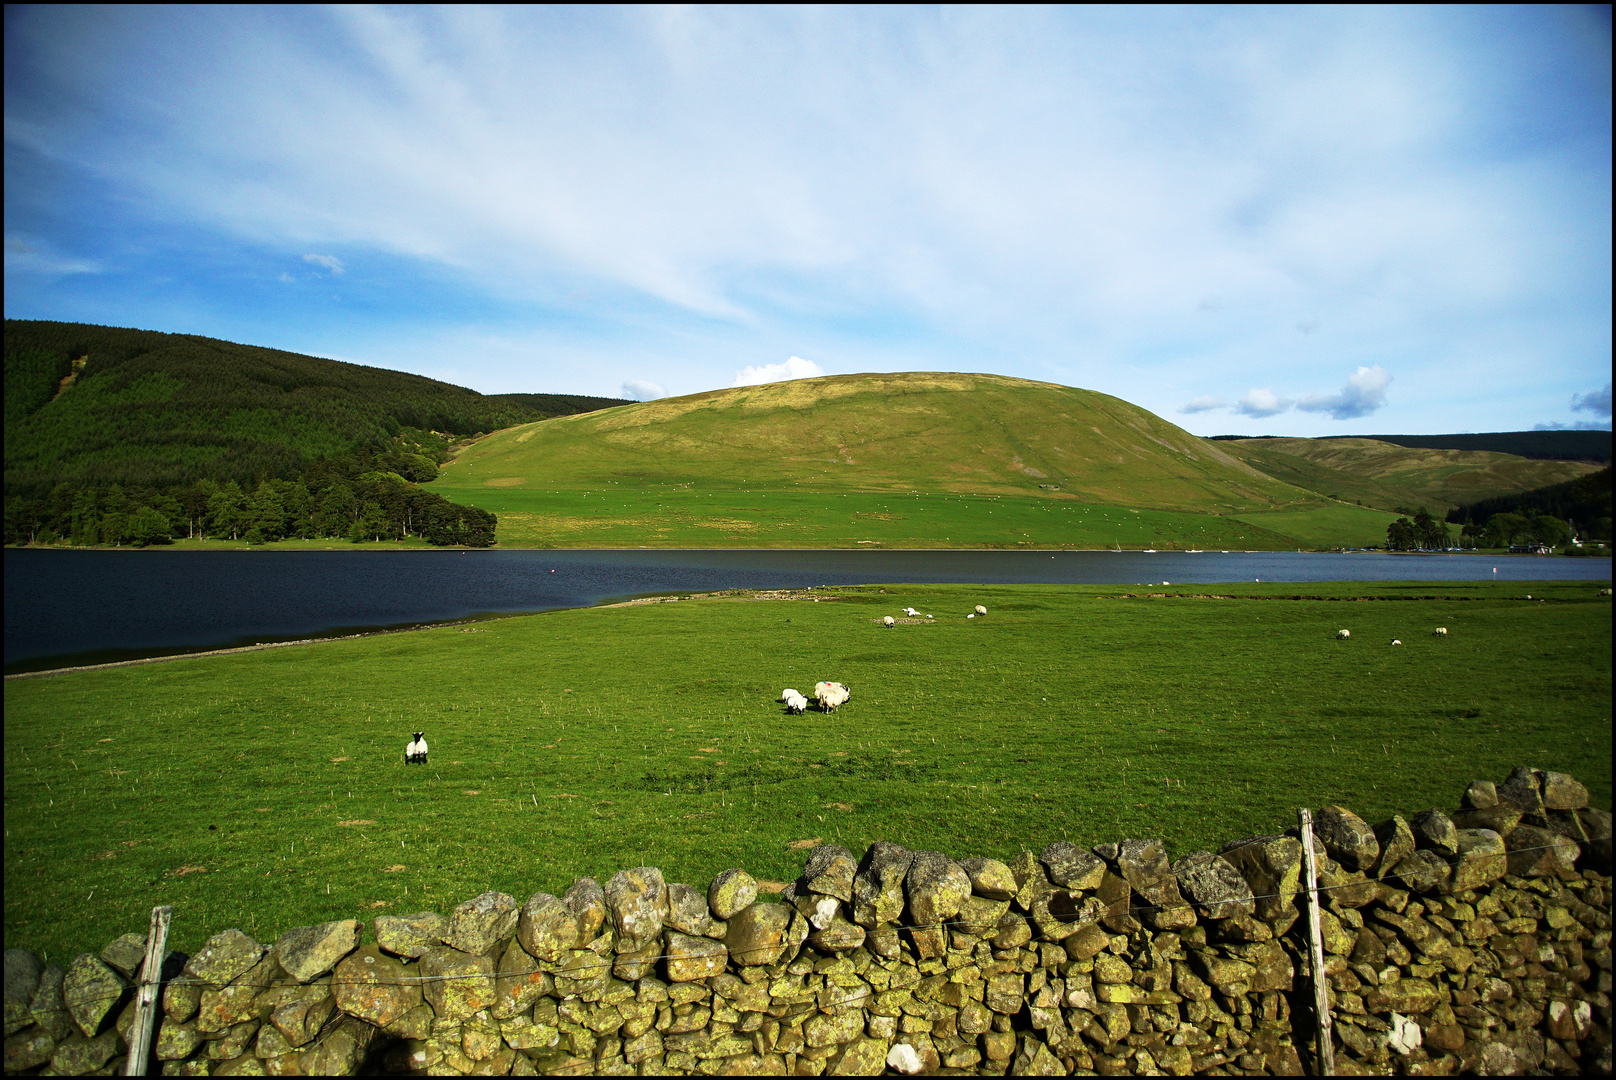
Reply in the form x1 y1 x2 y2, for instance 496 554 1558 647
605 868 668 951
515 892 580 962
1218 834 1301 922
801 843 858 902
373 911 449 959
1371 815 1417 880
268 981 335 1049
1504 824 1578 878
1095 869 1141 933
163 975 202 1024
49 1028 120 1075
562 878 608 943
724 903 794 966
852 842 912 929
664 932 728 982
904 850 971 927
613 937 662 982
1537 770 1589 810
829 1036 890 1075
4 1027 55 1071
28 962 70 1041
664 883 715 936
957 856 1018 900
707 869 758 921
63 953 127 1038
1171 852 1255 920
418 945 495 1022
953 894 1012 937
442 891 519 957
330 944 421 1028
183 929 264 990
300 1015 378 1076
98 933 147 979
1498 765 1544 813
551 947 611 998
1039 842 1106 891
1390 849 1452 894
1116 838 1196 930
1452 803 1523 837
4 949 43 1038
276 920 360 983
1409 809 1459 856
808 915 867 953
1313 806 1380 872
1462 779 1497 808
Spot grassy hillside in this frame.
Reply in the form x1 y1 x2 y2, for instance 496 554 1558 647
433 373 1313 509
4 321 629 493
5 580 1609 964
1217 436 1602 516
1338 430 1611 462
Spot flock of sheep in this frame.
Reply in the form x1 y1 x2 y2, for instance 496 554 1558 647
1336 627 1448 645
780 681 850 714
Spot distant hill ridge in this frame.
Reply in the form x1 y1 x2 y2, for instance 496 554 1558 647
4 320 629 493
1209 430 1610 462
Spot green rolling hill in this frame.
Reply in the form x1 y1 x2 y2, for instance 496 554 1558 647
1216 436 1603 516
423 372 1401 548
3 320 629 493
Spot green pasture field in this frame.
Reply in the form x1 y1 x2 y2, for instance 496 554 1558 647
420 484 1400 550
5 580 1609 965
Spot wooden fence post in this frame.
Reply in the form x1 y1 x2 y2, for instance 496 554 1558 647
124 905 172 1077
1298 809 1335 1076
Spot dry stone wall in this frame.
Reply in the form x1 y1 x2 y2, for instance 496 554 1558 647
3 765 1611 1077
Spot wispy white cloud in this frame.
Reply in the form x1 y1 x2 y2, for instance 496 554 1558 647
1571 382 1611 417
1179 395 1228 414
1236 388 1292 419
621 379 666 401
1296 365 1392 420
2 7 1608 433
4 236 99 275
302 253 344 275
732 356 825 388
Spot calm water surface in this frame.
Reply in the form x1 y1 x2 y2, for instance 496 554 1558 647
5 547 1609 671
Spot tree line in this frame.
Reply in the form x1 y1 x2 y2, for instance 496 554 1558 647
1386 463 1612 552
4 446 496 548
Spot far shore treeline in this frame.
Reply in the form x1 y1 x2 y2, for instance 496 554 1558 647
3 321 629 547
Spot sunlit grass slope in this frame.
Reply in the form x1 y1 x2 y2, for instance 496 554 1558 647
433 373 1310 508
1220 437 1603 515
6 580 1609 964
425 373 1401 547
435 487 1394 550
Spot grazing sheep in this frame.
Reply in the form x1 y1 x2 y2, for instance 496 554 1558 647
780 688 801 702
974 604 987 615
882 616 896 627
902 607 921 617
967 613 975 619
1432 627 1448 636
1336 629 1351 640
405 732 429 765
813 681 851 712
783 691 809 715
1391 640 1402 646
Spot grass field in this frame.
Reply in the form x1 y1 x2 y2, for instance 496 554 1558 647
5 580 1609 966
419 485 1400 550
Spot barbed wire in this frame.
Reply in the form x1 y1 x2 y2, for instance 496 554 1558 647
21 843 1607 1019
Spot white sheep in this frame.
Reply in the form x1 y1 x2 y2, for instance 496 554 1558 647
813 681 851 712
882 616 896 627
1336 630 1351 640
902 607 921 617
780 688 801 702
1391 639 1402 646
783 691 809 715
1432 627 1448 636
974 604 987 615
405 732 429 765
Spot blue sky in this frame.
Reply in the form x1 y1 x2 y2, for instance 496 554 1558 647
5 5 1610 435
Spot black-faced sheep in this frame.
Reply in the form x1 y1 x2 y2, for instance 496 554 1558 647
405 732 429 764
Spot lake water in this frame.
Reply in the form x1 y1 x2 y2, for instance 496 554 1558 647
5 547 1609 672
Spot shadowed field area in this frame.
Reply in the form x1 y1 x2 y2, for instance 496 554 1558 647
5 580 1609 964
